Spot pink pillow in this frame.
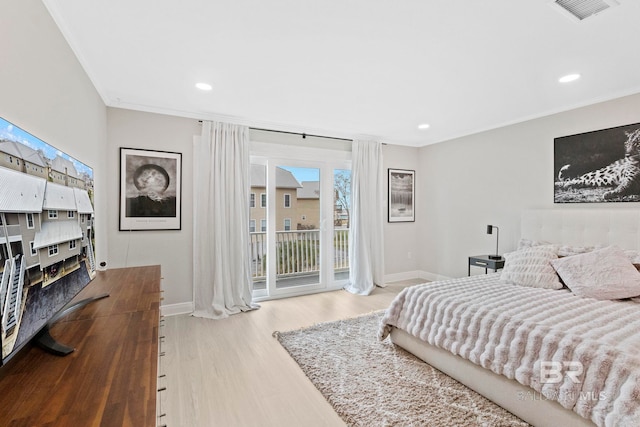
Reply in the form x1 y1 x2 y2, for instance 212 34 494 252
550 246 640 300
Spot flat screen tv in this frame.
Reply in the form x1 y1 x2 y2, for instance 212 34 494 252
0 116 97 365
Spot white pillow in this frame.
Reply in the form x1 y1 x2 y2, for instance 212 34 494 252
517 237 599 257
623 249 640 264
517 238 552 250
557 244 600 258
550 246 640 300
500 245 563 290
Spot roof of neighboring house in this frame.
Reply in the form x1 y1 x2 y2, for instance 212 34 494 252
73 188 94 214
0 140 48 167
0 140 21 157
250 164 301 189
51 155 82 178
43 182 77 211
0 166 47 213
297 181 320 199
33 220 83 249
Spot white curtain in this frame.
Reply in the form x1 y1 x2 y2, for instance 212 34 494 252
344 140 385 295
192 121 259 319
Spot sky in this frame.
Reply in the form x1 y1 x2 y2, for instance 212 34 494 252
279 166 351 183
0 117 93 177
279 166 320 182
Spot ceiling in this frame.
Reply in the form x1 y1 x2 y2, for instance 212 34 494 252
43 0 640 147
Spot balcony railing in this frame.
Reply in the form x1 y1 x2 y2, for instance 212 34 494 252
249 228 349 281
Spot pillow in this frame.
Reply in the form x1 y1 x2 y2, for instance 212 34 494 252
517 238 552 250
550 246 640 300
500 245 564 290
557 244 600 257
517 238 599 257
623 249 640 264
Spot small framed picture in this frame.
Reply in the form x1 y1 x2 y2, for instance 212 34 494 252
119 147 182 230
388 168 415 223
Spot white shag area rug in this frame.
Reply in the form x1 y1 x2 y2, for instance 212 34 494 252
274 311 530 427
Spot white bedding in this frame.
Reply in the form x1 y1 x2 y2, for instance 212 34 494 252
379 274 640 427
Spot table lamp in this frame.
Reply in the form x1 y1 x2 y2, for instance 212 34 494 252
486 225 501 260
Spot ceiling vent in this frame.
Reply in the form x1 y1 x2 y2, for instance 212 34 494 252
551 0 619 21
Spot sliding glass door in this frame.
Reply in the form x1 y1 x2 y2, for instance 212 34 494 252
249 156 350 300
273 164 321 291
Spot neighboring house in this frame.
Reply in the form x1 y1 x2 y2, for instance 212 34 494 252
296 181 320 230
249 167 341 232
0 140 48 180
50 155 86 189
35 182 83 272
0 167 95 285
249 165 302 232
0 167 47 268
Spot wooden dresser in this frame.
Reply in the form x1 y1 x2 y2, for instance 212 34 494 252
0 265 162 427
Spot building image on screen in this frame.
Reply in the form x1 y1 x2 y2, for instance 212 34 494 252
0 117 96 364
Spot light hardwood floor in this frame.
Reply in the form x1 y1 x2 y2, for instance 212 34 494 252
161 279 424 427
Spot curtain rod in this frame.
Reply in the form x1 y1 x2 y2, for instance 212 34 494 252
249 127 352 142
198 120 385 144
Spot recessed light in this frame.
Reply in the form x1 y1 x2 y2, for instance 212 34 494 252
417 123 430 130
558 74 581 83
195 82 212 91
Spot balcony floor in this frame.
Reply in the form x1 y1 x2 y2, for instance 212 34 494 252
253 270 349 291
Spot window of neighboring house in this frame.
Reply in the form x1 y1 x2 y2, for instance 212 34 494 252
260 219 267 232
69 240 77 250
249 193 256 208
68 211 75 219
48 244 58 256
30 241 37 256
26 213 34 229
81 214 85 223
249 220 256 233
284 193 291 208
260 193 267 208
16 159 20 166
49 210 58 219
284 218 291 231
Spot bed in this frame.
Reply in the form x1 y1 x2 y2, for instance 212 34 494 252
380 209 640 427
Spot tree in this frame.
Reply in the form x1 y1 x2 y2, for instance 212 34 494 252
334 170 351 228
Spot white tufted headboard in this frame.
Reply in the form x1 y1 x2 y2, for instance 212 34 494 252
521 209 640 251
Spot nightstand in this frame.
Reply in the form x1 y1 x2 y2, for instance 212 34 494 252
468 255 505 276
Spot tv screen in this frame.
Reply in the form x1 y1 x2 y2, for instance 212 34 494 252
0 117 96 365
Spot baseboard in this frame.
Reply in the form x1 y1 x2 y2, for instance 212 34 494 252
164 271 451 314
161 301 194 317
419 271 452 282
384 270 451 284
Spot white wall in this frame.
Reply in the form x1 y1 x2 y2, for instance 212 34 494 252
382 144 421 281
106 108 199 309
106 114 423 306
0 0 108 263
418 92 640 279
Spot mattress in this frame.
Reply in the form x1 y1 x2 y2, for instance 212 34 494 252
379 274 640 427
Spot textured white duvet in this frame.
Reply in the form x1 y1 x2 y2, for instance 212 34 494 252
379 274 640 427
